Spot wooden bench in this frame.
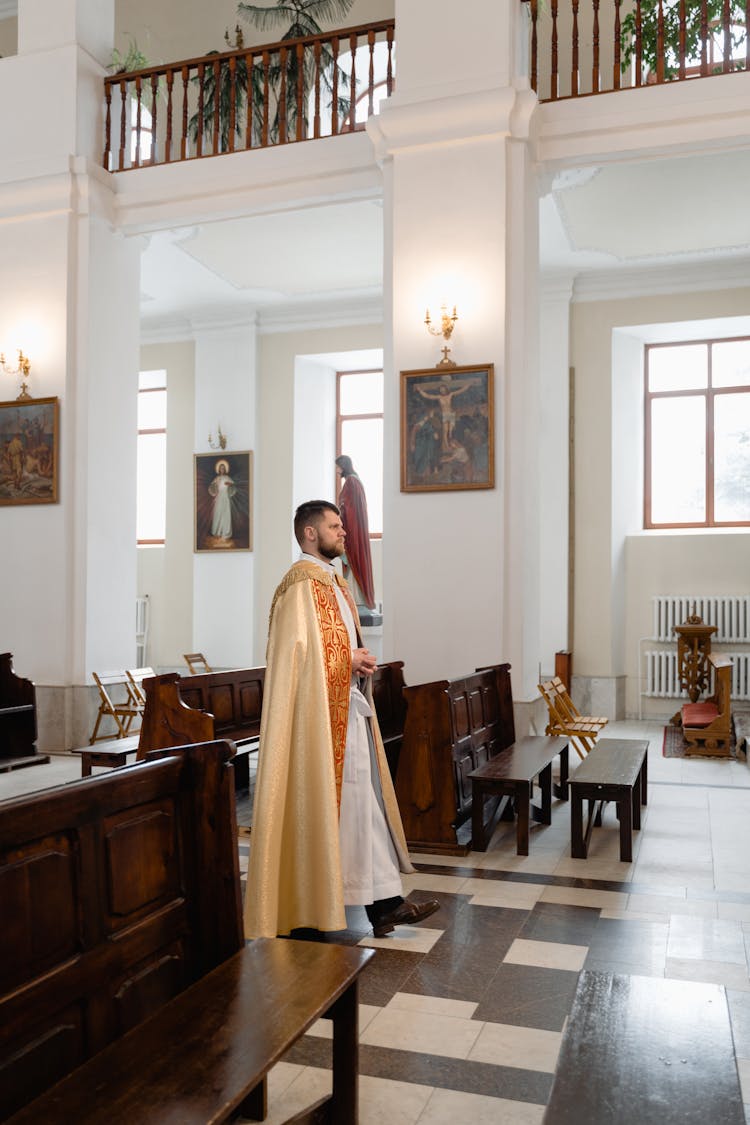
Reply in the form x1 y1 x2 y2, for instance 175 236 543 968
538 676 608 759
569 737 648 862
395 663 515 854
469 735 569 855
543 970 744 1124
370 659 408 779
0 740 373 1124
0 652 49 772
681 652 733 756
137 668 266 790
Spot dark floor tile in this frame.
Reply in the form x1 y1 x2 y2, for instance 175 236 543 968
448 902 527 951
285 1037 552 1106
583 957 665 978
399 938 501 1003
357 947 425 1007
473 962 580 1031
520 901 601 946
587 917 668 970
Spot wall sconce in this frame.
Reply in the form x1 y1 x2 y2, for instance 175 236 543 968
208 424 227 451
424 304 458 368
1 349 32 400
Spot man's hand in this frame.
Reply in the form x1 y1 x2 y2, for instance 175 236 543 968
352 647 377 676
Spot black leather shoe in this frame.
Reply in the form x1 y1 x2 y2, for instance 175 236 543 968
372 898 440 938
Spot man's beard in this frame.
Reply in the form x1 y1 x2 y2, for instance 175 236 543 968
319 542 344 560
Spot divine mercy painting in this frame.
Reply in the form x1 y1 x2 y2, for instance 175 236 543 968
194 450 252 552
400 365 495 492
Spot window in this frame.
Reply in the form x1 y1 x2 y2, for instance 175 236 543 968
137 370 167 544
336 369 383 536
645 337 750 527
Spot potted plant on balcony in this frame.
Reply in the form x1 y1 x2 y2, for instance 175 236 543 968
191 0 355 151
621 0 747 80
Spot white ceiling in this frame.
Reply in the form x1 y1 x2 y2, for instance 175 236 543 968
140 150 750 332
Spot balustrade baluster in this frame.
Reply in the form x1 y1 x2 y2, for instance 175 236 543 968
612 0 622 89
367 29 376 116
246 54 254 149
134 76 143 167
212 59 221 154
656 0 665 81
279 46 288 143
262 51 270 146
150 74 158 164
679 0 687 79
722 0 731 71
635 0 643 86
551 0 559 99
313 40 321 139
181 66 189 160
572 0 580 96
386 24 394 95
228 56 236 151
349 32 357 130
700 0 709 74
592 0 601 92
119 78 127 170
530 0 538 93
332 37 340 134
197 63 205 157
165 70 174 163
296 42 305 141
103 83 112 169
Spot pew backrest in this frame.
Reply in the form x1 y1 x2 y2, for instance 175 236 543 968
0 740 242 1120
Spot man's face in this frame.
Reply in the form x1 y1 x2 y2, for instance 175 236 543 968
309 511 345 560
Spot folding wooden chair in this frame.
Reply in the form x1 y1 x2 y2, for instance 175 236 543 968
89 671 143 744
538 677 608 759
126 666 156 708
184 652 212 675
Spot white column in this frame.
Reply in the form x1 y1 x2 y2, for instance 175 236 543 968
192 322 258 668
538 277 575 674
371 0 542 699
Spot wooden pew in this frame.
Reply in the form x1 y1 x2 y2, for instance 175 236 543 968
395 663 515 854
681 652 733 756
136 667 265 789
0 740 373 1124
0 652 49 772
370 659 408 779
544 971 744 1124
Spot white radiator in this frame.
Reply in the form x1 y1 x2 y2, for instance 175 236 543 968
652 595 750 644
644 649 750 700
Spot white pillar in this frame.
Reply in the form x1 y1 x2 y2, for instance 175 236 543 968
371 0 542 699
1 0 143 749
192 322 258 668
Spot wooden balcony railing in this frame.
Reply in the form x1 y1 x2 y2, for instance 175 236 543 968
103 19 395 171
526 0 748 101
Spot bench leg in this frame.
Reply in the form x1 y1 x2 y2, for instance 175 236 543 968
331 978 359 1123
641 756 648 806
239 1076 267 1121
471 783 487 852
571 792 586 858
618 794 633 862
515 781 530 856
80 754 92 778
632 781 641 831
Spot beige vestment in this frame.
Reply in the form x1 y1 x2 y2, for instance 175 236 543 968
243 560 412 938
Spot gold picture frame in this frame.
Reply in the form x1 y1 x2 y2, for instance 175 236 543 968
400 364 495 492
194 450 253 552
0 396 59 506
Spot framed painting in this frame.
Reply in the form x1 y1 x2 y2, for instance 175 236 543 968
400 364 495 492
194 450 253 552
0 396 59 506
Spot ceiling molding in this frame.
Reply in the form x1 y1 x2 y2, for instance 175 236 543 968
571 256 750 302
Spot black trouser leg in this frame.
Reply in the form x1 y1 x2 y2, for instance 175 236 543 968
365 895 403 925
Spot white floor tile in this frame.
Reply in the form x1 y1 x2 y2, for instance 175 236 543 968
386 993 478 1020
504 937 588 972
468 1021 563 1073
360 1007 483 1060
359 926 444 954
417 1088 545 1124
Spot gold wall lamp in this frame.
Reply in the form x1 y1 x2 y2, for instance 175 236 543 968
1 349 32 400
424 304 458 368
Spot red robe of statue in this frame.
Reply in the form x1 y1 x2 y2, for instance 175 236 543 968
338 473 376 609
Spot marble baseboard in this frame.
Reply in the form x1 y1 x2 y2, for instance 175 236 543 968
570 675 626 721
35 684 104 752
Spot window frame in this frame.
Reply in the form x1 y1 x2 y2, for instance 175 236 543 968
335 367 383 540
137 374 167 546
644 334 750 529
